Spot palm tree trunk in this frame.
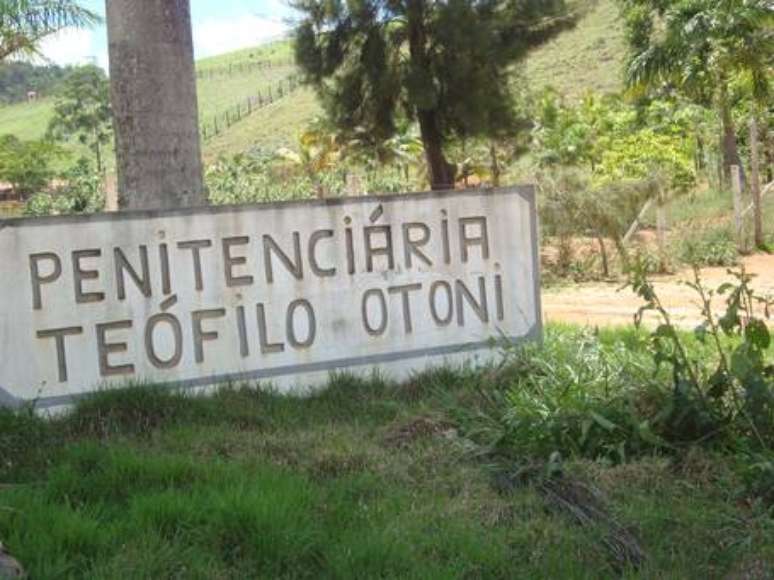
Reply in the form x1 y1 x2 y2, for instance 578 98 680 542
106 0 204 210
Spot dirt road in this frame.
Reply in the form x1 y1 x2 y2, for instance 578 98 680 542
542 254 774 329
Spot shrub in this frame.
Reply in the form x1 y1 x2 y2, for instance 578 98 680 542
444 327 668 463
0 134 64 196
24 160 105 216
678 227 739 267
205 152 343 204
446 265 773 473
629 264 774 447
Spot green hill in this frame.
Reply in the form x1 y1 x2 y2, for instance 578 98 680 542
526 0 625 99
0 0 625 162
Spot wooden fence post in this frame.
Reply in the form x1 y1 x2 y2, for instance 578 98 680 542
622 199 654 246
656 200 669 271
750 115 763 247
731 164 747 253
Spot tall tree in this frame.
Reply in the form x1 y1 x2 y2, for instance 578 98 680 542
0 0 98 61
47 64 112 173
620 0 772 186
292 0 573 190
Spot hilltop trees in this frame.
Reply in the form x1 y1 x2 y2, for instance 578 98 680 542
292 0 574 190
0 0 98 61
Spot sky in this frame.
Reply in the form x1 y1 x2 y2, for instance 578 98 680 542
39 0 293 69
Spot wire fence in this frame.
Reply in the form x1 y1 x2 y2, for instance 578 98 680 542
199 73 301 141
195 60 294 80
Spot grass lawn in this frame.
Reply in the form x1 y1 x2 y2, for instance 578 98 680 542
1 325 771 579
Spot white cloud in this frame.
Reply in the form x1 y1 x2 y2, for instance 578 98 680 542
37 12 288 70
39 28 104 67
193 15 287 59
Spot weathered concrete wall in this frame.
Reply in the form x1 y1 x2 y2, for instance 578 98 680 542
106 0 205 210
0 188 541 409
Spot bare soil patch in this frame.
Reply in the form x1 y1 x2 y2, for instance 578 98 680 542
543 254 774 328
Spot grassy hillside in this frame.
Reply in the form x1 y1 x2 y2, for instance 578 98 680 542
0 40 302 159
203 87 321 163
0 1 625 161
525 0 626 100
0 97 53 141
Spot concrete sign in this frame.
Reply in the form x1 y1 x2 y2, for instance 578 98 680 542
0 187 541 409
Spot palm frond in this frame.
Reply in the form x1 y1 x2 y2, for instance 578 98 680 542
0 0 100 61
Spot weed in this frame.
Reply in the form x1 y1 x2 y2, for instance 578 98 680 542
629 264 774 448
678 226 739 267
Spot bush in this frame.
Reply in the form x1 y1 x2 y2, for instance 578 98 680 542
24 160 105 216
446 266 773 474
205 152 336 204
678 227 739 267
444 327 668 463
0 134 64 196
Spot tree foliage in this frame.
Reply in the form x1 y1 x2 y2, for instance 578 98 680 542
619 0 773 180
0 60 67 102
292 0 574 189
0 0 99 61
0 133 62 194
47 64 112 172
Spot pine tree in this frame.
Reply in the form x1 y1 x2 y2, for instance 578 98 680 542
292 0 573 190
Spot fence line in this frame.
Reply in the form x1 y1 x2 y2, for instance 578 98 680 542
199 74 301 141
195 59 294 80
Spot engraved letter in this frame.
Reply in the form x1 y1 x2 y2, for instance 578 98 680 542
429 281 453 326
361 288 388 336
455 277 489 326
191 308 226 363
286 299 316 348
263 233 303 283
36 326 83 382
223 236 254 287
115 246 151 300
364 225 394 272
308 229 336 277
178 239 212 291
72 249 105 304
257 304 284 354
388 283 422 334
459 217 490 262
96 320 134 377
402 223 432 268
29 252 62 310
145 313 183 369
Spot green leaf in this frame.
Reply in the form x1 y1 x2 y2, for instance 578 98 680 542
693 322 709 343
654 324 676 339
745 319 771 350
590 411 618 432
